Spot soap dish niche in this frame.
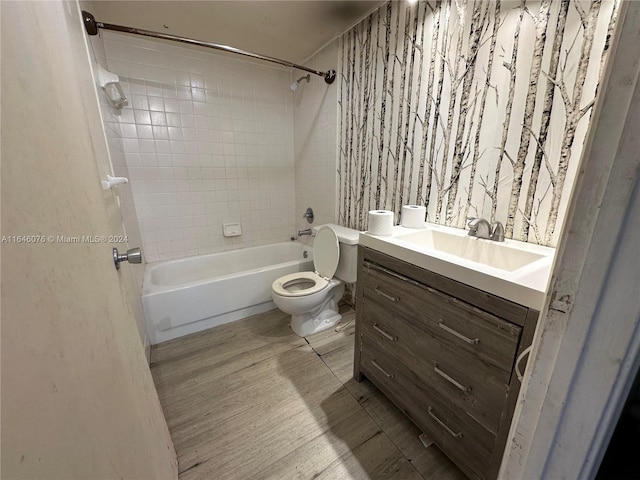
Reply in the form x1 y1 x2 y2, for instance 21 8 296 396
96 64 127 109
223 223 242 237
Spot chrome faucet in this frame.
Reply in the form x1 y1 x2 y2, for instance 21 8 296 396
491 221 505 242
297 229 312 236
467 218 505 242
467 218 492 239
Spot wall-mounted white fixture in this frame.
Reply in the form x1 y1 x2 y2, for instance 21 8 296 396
101 175 128 190
96 64 127 109
223 223 242 237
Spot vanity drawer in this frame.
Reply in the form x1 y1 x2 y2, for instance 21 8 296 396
360 303 510 433
361 261 521 374
360 340 495 480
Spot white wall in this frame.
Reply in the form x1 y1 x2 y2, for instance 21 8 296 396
1 1 176 477
292 42 340 242
102 32 295 263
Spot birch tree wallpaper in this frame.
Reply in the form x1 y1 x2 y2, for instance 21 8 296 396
337 0 619 246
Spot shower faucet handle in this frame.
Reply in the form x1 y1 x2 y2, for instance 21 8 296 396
302 207 314 224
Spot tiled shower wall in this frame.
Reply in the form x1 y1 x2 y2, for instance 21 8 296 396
292 42 340 244
102 31 295 263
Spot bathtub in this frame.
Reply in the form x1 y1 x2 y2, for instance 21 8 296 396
142 242 314 344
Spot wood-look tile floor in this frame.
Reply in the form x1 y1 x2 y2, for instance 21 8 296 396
150 307 466 480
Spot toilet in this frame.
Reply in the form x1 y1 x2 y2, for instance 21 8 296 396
271 224 359 337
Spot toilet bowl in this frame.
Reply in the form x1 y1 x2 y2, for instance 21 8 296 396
271 224 359 337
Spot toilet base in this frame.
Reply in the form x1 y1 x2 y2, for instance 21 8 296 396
290 310 342 337
289 284 344 337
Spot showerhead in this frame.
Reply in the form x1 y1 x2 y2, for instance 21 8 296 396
290 74 311 91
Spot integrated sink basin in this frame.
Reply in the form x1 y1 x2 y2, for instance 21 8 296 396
358 223 556 309
394 229 546 272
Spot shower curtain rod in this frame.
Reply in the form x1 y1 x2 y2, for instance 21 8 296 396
81 11 336 84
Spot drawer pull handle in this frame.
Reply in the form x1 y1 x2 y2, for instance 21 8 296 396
375 287 400 303
515 345 532 382
439 321 479 345
371 359 394 378
434 364 471 393
373 324 398 341
428 407 462 438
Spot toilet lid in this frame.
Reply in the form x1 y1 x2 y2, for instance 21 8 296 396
314 225 339 279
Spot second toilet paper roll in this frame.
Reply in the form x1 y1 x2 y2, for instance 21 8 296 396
401 205 426 228
368 210 394 236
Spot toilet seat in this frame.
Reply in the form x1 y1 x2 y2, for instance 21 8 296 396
272 271 329 297
272 225 340 298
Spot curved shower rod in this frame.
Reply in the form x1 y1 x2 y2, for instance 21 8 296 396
81 11 336 85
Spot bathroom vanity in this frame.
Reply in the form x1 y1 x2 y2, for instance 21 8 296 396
353 225 554 480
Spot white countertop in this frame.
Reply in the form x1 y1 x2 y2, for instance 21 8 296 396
359 223 555 310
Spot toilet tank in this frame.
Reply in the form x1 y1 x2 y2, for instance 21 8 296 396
313 223 360 283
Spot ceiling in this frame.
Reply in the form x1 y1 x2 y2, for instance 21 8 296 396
85 1 386 63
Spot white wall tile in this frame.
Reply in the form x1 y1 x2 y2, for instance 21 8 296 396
292 42 339 243
104 31 295 262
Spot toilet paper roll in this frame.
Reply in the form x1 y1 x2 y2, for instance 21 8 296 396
401 205 426 228
368 210 394 236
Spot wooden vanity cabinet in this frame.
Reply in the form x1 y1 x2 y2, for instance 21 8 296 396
354 246 539 480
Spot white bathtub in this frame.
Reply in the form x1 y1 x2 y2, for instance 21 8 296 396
142 242 314 344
